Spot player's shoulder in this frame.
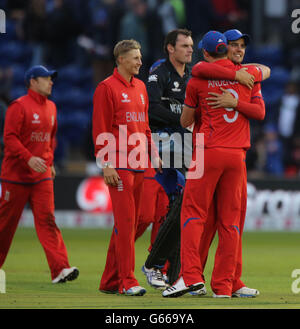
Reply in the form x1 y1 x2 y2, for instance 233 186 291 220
46 98 56 109
95 75 115 93
149 58 167 74
148 59 169 81
133 76 147 89
186 76 203 89
242 64 261 76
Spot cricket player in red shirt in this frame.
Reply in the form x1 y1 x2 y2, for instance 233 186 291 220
93 39 161 296
163 31 264 298
0 65 79 283
190 29 268 297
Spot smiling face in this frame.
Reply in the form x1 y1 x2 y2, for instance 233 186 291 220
118 48 142 77
227 38 246 64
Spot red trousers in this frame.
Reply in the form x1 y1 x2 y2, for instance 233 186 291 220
0 180 70 279
199 159 247 293
181 148 245 295
100 170 144 293
135 167 169 250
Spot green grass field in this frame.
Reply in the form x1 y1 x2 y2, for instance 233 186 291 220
0 227 299 309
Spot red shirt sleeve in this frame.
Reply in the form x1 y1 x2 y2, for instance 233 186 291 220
92 83 115 160
192 61 236 80
3 102 33 163
50 105 57 164
243 65 262 83
236 83 265 120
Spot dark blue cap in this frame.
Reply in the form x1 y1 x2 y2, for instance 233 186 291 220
224 29 250 45
24 65 57 85
154 168 185 195
198 31 227 54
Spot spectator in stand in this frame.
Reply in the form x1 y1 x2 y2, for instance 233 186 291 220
211 0 248 32
183 0 215 42
263 123 284 176
44 0 82 67
119 0 165 80
22 0 47 66
78 0 125 85
276 81 300 172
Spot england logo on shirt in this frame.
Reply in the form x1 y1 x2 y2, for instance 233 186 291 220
32 113 40 124
121 93 131 103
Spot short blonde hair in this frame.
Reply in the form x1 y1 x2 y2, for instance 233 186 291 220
113 39 141 64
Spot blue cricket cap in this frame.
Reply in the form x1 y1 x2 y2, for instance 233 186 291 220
224 29 250 45
24 65 57 85
198 31 227 54
154 168 185 195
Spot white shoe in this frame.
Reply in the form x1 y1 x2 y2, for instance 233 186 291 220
189 284 207 296
232 286 260 298
123 286 146 296
212 293 231 298
162 276 204 298
52 267 79 283
141 265 166 289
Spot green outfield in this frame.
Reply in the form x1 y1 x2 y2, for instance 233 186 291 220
0 227 299 309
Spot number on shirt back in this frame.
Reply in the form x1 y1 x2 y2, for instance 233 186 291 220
223 88 239 123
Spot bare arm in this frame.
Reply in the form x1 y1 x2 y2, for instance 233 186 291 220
180 105 196 128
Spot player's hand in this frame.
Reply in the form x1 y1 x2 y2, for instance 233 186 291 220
103 167 120 187
152 157 163 173
51 165 56 179
206 88 238 109
235 67 254 89
28 156 48 173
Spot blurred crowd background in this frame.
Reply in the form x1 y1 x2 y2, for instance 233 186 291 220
0 0 300 178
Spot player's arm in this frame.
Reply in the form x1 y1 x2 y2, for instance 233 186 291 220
242 63 271 80
147 70 181 126
4 102 33 163
50 106 58 177
92 83 120 186
180 80 197 128
192 61 254 89
144 91 162 172
206 85 265 120
180 105 196 128
4 102 47 173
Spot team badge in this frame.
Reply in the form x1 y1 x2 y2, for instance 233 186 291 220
32 113 40 124
172 81 181 92
121 93 131 103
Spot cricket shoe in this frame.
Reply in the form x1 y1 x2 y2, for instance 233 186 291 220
189 284 207 296
162 277 204 298
232 286 260 298
141 265 166 289
212 293 231 298
52 267 79 283
123 286 146 296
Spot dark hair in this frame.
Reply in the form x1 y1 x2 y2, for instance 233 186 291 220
164 29 192 54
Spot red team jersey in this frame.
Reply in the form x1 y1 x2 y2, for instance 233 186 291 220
1 89 57 184
185 59 264 150
93 68 156 170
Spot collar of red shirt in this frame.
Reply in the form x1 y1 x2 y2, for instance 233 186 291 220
28 88 47 105
113 67 137 87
